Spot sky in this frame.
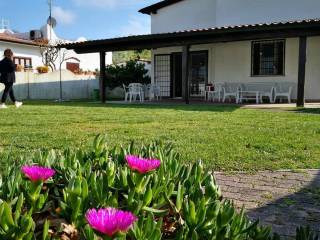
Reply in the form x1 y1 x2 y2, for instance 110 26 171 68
0 0 159 41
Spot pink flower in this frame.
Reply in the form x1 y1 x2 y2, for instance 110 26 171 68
125 155 161 174
21 166 56 182
86 208 137 237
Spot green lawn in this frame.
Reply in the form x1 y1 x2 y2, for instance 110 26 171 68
0 101 319 171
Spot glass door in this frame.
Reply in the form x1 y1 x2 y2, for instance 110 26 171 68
189 51 208 97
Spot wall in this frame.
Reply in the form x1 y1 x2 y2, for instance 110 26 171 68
0 70 99 100
0 41 113 72
150 0 320 34
0 41 43 69
151 0 216 33
151 37 320 101
60 51 113 72
216 0 320 27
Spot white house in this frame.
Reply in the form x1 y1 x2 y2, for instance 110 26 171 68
61 0 320 105
140 0 320 102
0 20 112 72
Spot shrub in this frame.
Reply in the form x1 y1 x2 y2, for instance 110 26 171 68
37 66 49 74
0 135 317 239
16 64 24 72
105 60 151 89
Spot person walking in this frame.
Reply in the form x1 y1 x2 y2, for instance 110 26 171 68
0 49 22 109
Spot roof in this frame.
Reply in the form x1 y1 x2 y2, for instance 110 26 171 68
0 33 40 46
59 18 320 53
139 0 184 14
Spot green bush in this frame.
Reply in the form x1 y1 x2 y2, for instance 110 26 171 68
0 135 318 239
105 60 151 89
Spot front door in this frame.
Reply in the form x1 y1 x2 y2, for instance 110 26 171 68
172 53 182 98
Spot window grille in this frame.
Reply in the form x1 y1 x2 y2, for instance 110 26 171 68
252 40 285 76
154 55 171 97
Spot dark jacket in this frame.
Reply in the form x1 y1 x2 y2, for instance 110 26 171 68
0 57 16 83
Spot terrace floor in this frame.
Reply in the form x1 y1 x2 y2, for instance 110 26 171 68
215 170 320 239
108 99 320 109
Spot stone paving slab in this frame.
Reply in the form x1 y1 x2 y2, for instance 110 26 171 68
214 170 320 239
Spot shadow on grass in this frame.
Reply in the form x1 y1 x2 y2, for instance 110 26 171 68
24 100 241 113
291 108 320 114
247 171 320 238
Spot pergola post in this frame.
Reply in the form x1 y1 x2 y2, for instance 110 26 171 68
99 51 106 103
297 36 307 107
182 45 190 104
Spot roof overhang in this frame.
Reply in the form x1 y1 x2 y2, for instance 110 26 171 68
139 0 184 15
59 19 320 54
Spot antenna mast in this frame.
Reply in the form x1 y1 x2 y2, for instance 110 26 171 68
48 0 52 41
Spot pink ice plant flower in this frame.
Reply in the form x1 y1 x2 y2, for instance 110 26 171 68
21 166 56 182
125 155 161 174
86 208 137 237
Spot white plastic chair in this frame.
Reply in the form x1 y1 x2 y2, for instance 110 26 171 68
222 83 241 103
128 83 144 102
122 84 130 102
149 84 161 101
207 83 224 102
259 83 275 103
274 82 294 103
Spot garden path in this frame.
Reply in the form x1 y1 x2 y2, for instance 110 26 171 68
214 170 320 239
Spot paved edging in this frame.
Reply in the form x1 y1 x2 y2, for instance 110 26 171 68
214 170 320 239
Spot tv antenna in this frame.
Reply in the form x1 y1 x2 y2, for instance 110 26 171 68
47 0 57 41
0 19 10 30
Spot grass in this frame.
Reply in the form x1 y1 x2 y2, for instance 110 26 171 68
0 101 319 171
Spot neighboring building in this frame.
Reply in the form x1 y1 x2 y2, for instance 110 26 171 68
61 0 320 104
0 20 112 72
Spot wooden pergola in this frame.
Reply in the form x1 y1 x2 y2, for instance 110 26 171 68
59 19 320 107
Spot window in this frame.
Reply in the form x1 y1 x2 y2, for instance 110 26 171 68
252 40 285 76
66 62 80 73
13 56 32 68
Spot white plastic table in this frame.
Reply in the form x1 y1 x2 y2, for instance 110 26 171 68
239 90 260 104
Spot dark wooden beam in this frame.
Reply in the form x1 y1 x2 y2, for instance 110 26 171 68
65 25 320 54
297 36 307 107
99 51 106 103
182 45 190 104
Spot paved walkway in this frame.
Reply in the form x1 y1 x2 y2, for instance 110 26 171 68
242 103 320 109
214 170 320 239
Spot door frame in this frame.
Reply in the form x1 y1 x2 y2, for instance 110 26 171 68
171 52 183 98
153 50 209 99
170 50 209 98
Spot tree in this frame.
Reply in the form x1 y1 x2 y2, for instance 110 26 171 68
38 39 60 71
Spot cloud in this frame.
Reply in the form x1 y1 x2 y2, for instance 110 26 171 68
119 15 150 36
72 0 152 9
52 6 76 25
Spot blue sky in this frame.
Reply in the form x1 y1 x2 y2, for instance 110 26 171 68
0 0 158 40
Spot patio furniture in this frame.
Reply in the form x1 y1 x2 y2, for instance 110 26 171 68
128 83 144 102
204 84 213 101
206 83 224 102
274 82 294 103
148 84 161 101
258 83 276 103
239 82 275 104
238 90 260 104
122 84 130 102
222 82 241 103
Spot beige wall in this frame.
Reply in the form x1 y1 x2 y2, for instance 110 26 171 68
152 37 320 101
0 70 98 100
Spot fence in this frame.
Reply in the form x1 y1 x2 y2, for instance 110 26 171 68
0 70 99 100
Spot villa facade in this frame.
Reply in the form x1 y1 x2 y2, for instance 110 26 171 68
139 0 320 101
61 0 320 105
